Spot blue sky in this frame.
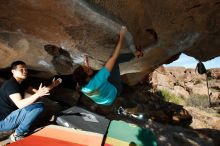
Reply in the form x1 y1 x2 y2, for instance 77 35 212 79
164 53 220 69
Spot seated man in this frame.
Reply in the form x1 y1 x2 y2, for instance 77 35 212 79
0 61 62 142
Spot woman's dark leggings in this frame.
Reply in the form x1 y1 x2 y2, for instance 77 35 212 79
108 53 135 96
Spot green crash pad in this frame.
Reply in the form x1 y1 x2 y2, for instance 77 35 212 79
104 120 157 146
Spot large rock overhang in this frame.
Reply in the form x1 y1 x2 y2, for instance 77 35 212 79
0 0 219 84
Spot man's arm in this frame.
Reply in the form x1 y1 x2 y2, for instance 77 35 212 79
105 26 127 72
26 86 37 94
46 78 62 91
10 83 50 109
26 78 62 95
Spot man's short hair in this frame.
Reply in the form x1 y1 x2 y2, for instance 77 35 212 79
10 61 26 70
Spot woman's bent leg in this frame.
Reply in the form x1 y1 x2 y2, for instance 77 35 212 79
108 53 135 96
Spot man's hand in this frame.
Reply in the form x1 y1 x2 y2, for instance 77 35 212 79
35 83 50 97
50 78 62 89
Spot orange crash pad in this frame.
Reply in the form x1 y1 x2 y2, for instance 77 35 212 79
8 125 103 146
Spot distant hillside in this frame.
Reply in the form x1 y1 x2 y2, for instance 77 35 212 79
150 66 220 106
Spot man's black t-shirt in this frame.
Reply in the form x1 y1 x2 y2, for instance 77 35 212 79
0 77 29 120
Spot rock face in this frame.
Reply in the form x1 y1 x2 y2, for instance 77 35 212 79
151 66 220 105
0 0 220 84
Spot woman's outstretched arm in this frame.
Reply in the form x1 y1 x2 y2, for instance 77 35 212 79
105 26 127 72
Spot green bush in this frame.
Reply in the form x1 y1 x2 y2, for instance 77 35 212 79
194 79 202 85
186 94 210 107
158 89 185 105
